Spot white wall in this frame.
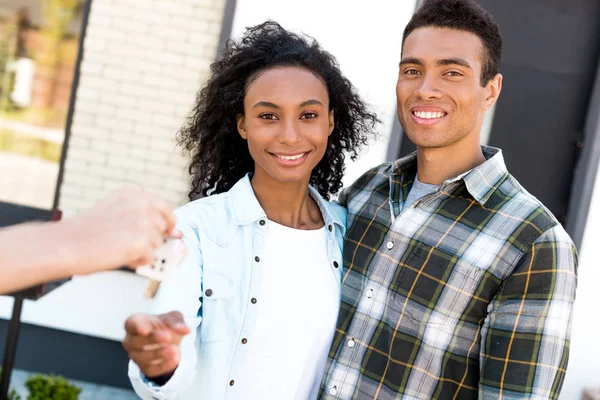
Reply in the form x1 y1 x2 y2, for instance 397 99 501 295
560 163 600 399
0 0 226 342
231 0 418 187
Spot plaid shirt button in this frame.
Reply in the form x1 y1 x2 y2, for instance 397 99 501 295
347 339 355 348
329 386 338 395
386 241 394 249
366 288 373 298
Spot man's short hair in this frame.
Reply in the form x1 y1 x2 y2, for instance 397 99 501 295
403 0 503 86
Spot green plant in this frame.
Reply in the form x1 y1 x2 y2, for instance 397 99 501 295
25 374 81 400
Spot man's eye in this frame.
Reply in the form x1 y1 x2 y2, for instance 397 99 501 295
259 113 278 120
404 69 420 75
445 71 463 77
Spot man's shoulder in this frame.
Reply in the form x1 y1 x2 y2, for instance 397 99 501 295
497 173 568 245
344 162 395 198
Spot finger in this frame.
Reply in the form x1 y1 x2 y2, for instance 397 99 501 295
160 311 190 335
169 229 183 239
124 314 155 336
149 197 175 234
129 345 178 367
123 330 172 351
129 248 155 268
152 228 165 251
150 214 169 240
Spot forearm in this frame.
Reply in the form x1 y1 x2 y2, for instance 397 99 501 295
0 221 81 294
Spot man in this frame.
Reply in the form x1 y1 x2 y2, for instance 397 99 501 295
320 0 578 399
0 186 179 294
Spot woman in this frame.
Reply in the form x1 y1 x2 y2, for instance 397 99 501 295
124 21 377 399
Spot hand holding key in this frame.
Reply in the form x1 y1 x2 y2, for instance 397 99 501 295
123 311 190 380
62 185 179 275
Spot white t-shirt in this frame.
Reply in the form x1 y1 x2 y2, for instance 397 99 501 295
235 220 340 399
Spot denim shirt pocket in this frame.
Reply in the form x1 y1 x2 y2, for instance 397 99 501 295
199 271 234 343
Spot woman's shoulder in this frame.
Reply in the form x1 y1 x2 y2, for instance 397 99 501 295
323 200 347 217
175 192 230 217
320 199 348 233
174 192 235 242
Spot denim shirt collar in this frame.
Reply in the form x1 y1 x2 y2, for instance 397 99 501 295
227 174 346 236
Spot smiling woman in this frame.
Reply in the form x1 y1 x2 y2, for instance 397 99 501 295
124 20 379 400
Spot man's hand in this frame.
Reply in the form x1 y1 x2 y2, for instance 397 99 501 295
61 185 181 274
123 311 191 380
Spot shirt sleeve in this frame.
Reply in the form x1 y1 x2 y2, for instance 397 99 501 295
334 186 350 208
479 224 578 399
128 206 204 400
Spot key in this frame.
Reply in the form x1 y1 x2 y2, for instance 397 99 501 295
136 238 187 299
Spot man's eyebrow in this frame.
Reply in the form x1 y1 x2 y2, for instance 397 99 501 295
399 57 424 67
436 58 473 70
399 57 473 70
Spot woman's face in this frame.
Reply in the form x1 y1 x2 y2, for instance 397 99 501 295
237 66 334 186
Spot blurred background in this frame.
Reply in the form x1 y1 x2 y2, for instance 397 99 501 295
0 0 598 399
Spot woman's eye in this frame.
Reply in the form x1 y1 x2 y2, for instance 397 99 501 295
301 112 317 119
259 113 278 120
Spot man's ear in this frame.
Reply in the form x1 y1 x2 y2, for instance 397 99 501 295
237 114 247 139
483 73 503 110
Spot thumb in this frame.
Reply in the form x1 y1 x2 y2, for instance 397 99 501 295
160 311 190 335
125 314 154 336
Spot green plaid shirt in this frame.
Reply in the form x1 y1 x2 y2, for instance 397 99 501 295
320 147 578 400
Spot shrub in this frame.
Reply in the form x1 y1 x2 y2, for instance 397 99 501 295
25 374 81 400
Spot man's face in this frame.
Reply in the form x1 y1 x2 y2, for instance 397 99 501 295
396 27 501 149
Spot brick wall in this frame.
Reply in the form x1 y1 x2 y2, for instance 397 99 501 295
59 0 225 216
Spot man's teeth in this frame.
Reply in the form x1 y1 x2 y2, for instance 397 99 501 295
413 111 446 119
276 153 305 160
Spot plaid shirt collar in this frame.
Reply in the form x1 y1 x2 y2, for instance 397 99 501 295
390 145 509 207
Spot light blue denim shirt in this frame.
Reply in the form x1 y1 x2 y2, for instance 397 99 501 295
129 175 347 400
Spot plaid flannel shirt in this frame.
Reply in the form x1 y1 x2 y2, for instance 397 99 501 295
320 146 578 400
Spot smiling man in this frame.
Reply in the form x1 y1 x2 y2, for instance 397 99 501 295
320 0 578 399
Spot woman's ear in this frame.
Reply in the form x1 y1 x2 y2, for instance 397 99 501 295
237 114 247 139
328 110 335 136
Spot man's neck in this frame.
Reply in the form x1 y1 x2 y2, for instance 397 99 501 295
416 139 486 185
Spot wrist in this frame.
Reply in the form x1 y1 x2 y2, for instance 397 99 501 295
50 219 86 276
146 368 177 386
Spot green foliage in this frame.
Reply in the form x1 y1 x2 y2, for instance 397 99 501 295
25 374 81 400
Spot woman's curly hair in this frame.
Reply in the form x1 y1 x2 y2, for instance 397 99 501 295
178 21 379 200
